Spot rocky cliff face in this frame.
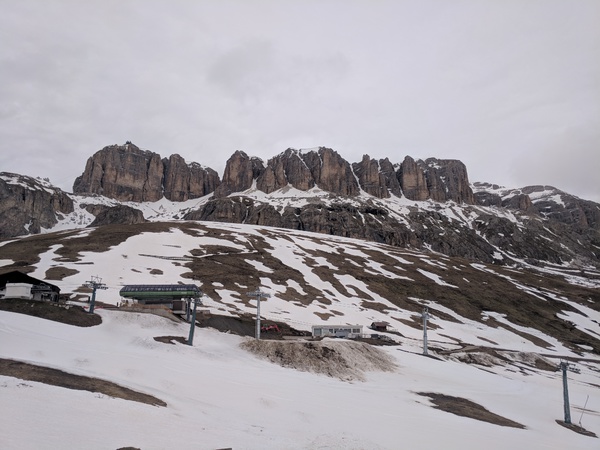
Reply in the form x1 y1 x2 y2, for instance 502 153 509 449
73 143 164 202
214 151 264 198
387 156 476 203
73 143 476 205
0 173 74 239
221 147 361 197
73 143 220 202
4 143 599 269
163 154 220 201
217 147 474 203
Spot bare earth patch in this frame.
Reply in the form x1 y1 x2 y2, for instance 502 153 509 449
0 358 166 407
555 420 597 437
240 339 397 382
0 298 102 327
154 335 188 345
417 392 525 428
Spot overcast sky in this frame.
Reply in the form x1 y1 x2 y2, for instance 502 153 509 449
1 0 598 202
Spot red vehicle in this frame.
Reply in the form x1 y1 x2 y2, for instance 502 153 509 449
261 324 280 333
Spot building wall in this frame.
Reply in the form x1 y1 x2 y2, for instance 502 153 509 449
5 283 33 299
312 325 363 338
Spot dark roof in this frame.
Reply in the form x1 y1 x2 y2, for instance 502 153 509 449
120 284 201 293
0 270 60 293
119 284 202 299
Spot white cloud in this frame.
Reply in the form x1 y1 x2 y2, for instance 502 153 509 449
0 0 598 202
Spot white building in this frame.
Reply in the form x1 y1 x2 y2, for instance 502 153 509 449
4 283 33 299
311 325 363 339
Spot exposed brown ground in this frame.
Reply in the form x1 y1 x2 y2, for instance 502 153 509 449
241 339 397 381
0 358 166 407
417 392 526 428
0 298 102 327
555 420 597 437
0 299 165 406
154 335 188 345
1 221 599 355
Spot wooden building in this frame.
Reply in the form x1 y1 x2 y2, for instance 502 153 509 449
370 321 390 332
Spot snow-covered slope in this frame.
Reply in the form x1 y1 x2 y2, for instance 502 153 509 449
1 307 599 449
1 220 599 448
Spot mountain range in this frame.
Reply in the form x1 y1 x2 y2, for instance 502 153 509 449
1 142 599 447
1 142 599 268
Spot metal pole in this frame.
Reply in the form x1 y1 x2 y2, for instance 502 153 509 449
247 289 270 341
422 307 429 356
89 287 97 314
256 295 261 340
560 362 572 424
187 299 198 346
85 276 107 314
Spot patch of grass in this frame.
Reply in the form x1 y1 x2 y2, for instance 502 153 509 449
45 266 79 280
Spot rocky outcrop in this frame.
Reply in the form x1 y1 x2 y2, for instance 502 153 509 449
184 196 407 246
396 157 474 204
184 191 600 266
352 155 390 198
256 149 315 193
0 173 74 239
522 186 600 232
73 143 164 202
307 147 360 196
73 143 220 202
378 158 403 197
73 143 477 205
88 205 147 227
502 193 533 211
163 154 220 201
421 158 475 204
218 147 361 197
397 156 429 201
214 151 264 198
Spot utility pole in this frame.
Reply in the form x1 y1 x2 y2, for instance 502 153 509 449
559 361 572 424
247 289 271 340
422 307 430 356
84 276 108 314
187 296 203 346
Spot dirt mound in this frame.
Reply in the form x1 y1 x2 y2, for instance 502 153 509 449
241 339 397 381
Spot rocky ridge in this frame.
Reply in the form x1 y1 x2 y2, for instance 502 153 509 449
1 143 599 269
73 142 219 202
0 173 74 240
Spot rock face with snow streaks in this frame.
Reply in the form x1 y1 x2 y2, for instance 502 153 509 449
214 150 265 198
352 155 391 198
0 173 74 239
396 157 475 204
4 142 600 268
163 154 220 202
